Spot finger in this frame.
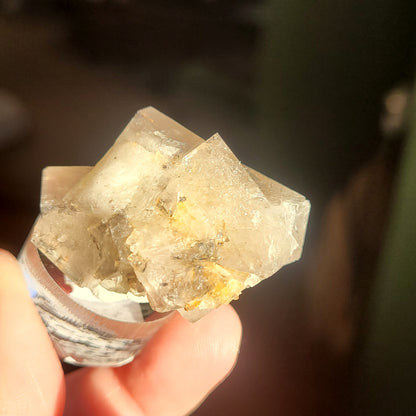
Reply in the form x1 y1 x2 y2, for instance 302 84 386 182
65 305 242 416
0 249 65 416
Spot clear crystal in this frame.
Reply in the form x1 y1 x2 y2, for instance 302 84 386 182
32 107 310 315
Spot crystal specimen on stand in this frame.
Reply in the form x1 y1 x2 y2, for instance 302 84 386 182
32 107 310 316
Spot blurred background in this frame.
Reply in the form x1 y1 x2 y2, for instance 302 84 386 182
0 1 415 414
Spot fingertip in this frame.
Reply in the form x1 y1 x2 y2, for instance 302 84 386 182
120 305 242 415
0 248 14 260
0 248 29 295
0 248 65 416
206 304 242 346
0 249 20 275
65 305 243 416
195 305 242 370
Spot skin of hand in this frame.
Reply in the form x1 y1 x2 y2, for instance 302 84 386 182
0 249 242 416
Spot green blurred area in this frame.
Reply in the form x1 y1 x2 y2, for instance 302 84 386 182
353 87 416 415
259 0 415 206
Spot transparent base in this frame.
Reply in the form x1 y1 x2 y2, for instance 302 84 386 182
18 235 174 367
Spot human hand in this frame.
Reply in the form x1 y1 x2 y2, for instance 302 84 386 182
0 249 242 415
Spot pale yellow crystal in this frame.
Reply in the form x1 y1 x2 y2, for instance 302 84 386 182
32 107 310 315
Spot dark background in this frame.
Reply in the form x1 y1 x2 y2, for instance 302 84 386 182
1 1 415 414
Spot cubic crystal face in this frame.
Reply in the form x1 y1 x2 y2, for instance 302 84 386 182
32 107 310 315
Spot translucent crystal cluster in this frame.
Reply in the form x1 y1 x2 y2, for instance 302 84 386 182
32 107 310 315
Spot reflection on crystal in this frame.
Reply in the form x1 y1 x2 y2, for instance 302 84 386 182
32 107 310 317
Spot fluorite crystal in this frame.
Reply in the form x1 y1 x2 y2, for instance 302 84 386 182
32 107 310 316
